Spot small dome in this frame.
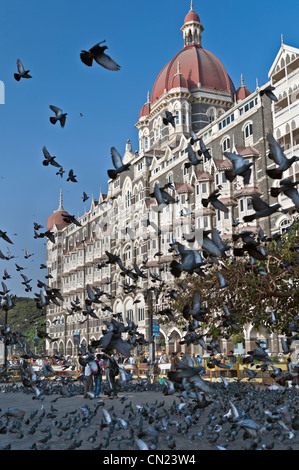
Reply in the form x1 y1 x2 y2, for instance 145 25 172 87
47 209 70 231
236 75 251 101
184 10 200 24
47 190 71 231
139 91 151 119
139 102 151 119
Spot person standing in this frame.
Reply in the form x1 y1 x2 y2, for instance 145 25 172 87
170 352 179 372
94 354 104 398
105 353 119 398
79 356 93 398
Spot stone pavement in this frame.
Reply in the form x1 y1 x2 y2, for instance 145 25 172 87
0 380 298 452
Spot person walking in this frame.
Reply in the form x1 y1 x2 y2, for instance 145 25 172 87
93 354 104 398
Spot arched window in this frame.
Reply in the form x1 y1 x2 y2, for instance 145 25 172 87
222 137 230 152
244 122 253 139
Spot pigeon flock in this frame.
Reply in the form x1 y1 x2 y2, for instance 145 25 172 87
0 32 298 453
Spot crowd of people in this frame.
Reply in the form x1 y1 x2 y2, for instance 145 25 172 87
2 348 299 397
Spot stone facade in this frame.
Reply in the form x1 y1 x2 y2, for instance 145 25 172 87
45 7 299 359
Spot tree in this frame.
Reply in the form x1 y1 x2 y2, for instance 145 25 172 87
165 221 299 339
0 297 45 355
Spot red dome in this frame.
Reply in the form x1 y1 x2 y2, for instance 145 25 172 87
151 44 236 104
184 10 200 24
139 101 151 119
236 85 251 101
47 209 70 231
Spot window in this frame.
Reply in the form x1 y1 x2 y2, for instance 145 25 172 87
222 172 227 183
144 136 149 150
247 198 253 209
222 137 230 152
175 110 179 125
137 162 143 171
202 182 207 193
240 199 244 212
203 216 208 228
127 309 133 321
215 174 219 185
244 123 253 139
182 112 186 125
138 308 145 321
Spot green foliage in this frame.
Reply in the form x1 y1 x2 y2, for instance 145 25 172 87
165 221 299 338
0 297 45 354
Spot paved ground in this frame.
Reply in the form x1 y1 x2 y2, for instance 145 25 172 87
0 378 298 452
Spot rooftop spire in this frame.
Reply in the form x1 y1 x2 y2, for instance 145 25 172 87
190 0 194 10
57 188 64 211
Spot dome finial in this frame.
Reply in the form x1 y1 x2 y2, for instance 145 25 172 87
190 0 194 11
241 74 244 86
58 188 64 210
147 90 150 103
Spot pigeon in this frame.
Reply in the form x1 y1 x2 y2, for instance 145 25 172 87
14 59 32 81
202 188 229 213
49 105 67 127
66 170 78 182
0 231 13 244
62 214 81 227
198 138 212 161
266 133 299 179
42 146 61 168
107 147 130 180
170 242 205 277
80 41 120 71
260 85 278 102
163 110 175 127
270 177 299 210
224 152 253 185
56 167 65 178
243 194 281 222
82 192 89 202
190 130 200 145
184 143 203 168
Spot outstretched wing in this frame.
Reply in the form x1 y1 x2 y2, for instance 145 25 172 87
94 52 120 71
110 147 123 169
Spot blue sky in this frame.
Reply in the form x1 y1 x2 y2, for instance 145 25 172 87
0 0 298 298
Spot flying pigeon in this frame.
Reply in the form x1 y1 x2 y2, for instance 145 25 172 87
42 146 61 168
266 133 299 179
224 151 253 185
243 194 281 222
163 111 175 128
49 105 67 127
14 59 32 81
80 41 120 71
107 147 130 180
260 85 278 102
